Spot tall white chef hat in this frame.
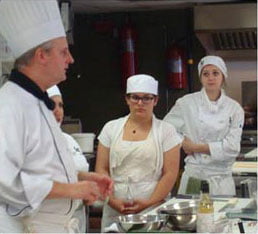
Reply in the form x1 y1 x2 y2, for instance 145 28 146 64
126 74 158 95
47 85 62 98
198 55 228 79
0 0 65 59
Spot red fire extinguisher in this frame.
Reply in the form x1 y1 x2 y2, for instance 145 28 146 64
120 23 138 89
167 43 187 89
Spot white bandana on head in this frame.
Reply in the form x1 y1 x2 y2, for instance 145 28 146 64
0 0 65 58
126 74 158 95
198 55 228 79
47 85 62 98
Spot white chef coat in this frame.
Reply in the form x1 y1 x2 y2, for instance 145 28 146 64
0 81 78 232
0 206 24 233
63 133 89 172
63 132 89 233
98 114 182 230
164 88 244 195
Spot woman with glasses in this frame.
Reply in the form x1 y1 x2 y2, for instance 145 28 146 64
164 56 244 196
95 74 181 231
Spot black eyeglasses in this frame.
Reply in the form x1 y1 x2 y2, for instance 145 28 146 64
129 94 155 104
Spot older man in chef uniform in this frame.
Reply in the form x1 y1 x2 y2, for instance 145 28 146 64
0 0 112 233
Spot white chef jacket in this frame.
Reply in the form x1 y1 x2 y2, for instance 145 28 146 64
98 114 182 230
63 132 89 233
0 81 78 232
164 88 244 195
63 133 89 172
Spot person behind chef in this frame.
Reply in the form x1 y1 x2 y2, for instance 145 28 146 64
164 55 244 196
0 1 112 233
47 85 89 233
95 74 182 231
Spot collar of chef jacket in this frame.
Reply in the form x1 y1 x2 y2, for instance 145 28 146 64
9 69 55 110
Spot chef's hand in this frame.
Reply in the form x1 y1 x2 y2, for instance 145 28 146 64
72 181 101 205
182 137 195 155
123 199 150 214
80 172 114 199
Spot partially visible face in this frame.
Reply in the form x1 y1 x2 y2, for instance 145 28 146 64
200 64 224 92
51 95 64 124
125 92 158 118
45 37 74 84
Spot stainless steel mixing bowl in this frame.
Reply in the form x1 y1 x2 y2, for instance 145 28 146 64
157 200 198 231
114 214 168 232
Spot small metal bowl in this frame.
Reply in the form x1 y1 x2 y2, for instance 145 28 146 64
157 200 198 231
114 214 168 232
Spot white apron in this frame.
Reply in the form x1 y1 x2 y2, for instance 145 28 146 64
178 164 235 196
22 200 81 233
101 130 160 231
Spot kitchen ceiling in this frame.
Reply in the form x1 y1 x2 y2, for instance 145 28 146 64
67 0 250 14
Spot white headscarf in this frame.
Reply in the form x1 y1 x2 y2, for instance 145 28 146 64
198 55 228 79
47 85 62 97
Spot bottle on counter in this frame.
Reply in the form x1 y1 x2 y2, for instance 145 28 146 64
196 180 214 233
124 176 134 208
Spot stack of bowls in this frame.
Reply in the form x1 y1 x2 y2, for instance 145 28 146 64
157 200 198 231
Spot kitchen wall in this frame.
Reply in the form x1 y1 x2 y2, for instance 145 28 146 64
225 60 257 107
1 8 255 135
61 9 205 134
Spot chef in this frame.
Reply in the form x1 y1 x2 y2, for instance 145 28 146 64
0 0 112 233
164 55 244 196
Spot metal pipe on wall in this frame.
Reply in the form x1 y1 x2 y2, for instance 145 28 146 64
186 8 194 93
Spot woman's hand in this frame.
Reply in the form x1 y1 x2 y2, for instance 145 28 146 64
182 137 195 155
122 199 150 214
108 197 129 213
182 136 210 155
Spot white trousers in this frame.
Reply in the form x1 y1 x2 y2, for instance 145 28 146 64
22 212 81 233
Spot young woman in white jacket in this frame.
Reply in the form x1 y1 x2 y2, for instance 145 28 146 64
164 55 244 196
47 85 89 233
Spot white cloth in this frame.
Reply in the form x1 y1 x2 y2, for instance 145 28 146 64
47 85 62 97
98 115 182 230
164 88 244 195
0 81 78 232
126 74 158 95
0 0 65 58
